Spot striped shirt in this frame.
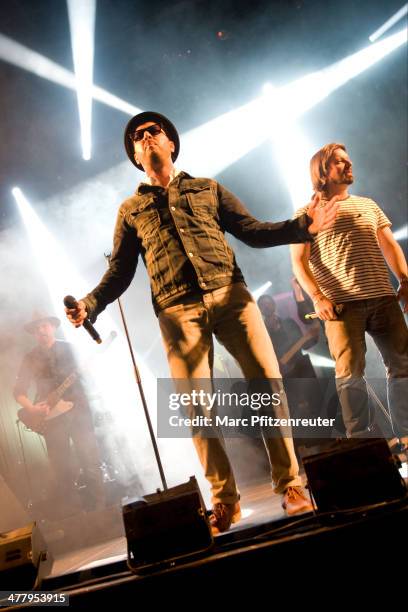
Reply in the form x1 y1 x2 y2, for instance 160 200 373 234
293 195 395 303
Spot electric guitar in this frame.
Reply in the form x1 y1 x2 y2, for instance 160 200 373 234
18 331 117 435
279 330 317 375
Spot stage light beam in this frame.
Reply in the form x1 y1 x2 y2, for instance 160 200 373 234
12 187 167 482
180 28 407 179
12 186 92 327
269 28 407 121
251 281 272 301
67 0 96 160
308 354 335 369
260 28 407 208
2 26 405 175
0 33 141 116
369 4 408 42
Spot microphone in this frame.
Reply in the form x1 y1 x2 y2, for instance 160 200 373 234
305 304 344 320
63 295 102 344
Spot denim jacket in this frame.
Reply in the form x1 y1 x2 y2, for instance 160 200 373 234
83 172 312 319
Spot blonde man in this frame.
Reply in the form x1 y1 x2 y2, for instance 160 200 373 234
291 143 408 447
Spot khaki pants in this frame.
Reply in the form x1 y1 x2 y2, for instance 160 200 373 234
158 283 301 504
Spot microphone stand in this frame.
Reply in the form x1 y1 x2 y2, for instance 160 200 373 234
363 376 398 440
104 253 168 491
15 418 35 511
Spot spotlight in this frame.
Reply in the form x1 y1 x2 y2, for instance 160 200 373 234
11 186 22 199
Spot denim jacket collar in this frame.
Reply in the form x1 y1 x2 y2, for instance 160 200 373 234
136 170 193 195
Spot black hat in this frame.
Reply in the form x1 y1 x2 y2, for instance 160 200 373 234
124 111 180 171
24 311 61 334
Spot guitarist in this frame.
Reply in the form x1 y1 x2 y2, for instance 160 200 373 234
13 312 105 518
257 294 323 452
257 294 318 377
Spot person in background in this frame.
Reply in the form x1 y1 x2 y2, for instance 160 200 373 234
257 294 322 452
291 276 316 327
14 313 105 518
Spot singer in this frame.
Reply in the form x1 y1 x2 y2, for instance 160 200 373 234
64 111 339 532
290 143 408 448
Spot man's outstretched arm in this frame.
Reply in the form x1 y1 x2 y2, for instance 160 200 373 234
219 185 339 247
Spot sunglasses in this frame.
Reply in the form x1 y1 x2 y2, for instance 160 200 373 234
130 123 163 142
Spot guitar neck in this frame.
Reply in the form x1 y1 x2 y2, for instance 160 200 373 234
280 334 313 366
44 331 116 407
47 371 78 406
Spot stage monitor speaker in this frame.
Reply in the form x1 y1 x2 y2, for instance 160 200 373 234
122 476 213 572
303 439 407 513
0 522 53 590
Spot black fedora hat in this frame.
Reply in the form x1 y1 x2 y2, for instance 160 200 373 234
124 111 180 171
24 311 61 334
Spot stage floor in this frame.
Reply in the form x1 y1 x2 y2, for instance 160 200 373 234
45 453 408 583
49 479 288 579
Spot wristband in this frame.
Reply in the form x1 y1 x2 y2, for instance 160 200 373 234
313 294 325 305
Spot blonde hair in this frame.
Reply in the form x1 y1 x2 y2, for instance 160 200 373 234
310 143 346 193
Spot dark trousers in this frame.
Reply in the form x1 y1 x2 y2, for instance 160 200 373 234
324 296 408 438
44 404 105 515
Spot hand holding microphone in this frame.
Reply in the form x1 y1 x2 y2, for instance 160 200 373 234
305 303 344 320
64 295 102 344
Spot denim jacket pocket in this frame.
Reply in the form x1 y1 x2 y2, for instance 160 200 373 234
184 184 218 220
130 197 160 240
